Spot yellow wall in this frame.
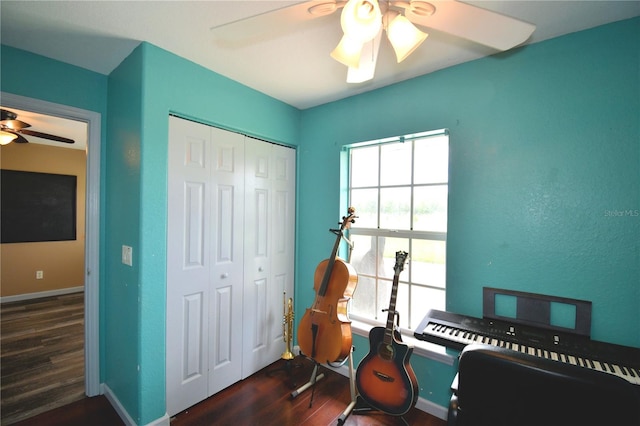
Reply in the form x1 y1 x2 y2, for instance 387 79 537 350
1 142 86 297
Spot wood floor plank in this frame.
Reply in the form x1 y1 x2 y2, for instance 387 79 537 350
1 293 85 425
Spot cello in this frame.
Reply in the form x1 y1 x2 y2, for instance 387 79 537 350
298 207 358 364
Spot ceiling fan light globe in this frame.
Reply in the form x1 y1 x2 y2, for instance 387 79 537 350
331 35 364 68
341 0 382 43
0 130 18 145
347 31 382 83
387 13 428 63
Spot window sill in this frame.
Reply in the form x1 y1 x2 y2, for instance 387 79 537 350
350 319 455 366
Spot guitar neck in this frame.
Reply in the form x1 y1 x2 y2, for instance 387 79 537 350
383 251 407 345
383 274 400 345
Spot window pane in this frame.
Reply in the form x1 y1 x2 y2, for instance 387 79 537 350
351 235 382 277
414 135 449 184
413 185 448 232
350 188 378 228
377 281 410 328
396 283 410 329
410 286 445 329
376 279 392 321
380 142 412 186
410 239 446 288
380 187 411 230
381 237 410 280
351 275 377 319
351 146 379 187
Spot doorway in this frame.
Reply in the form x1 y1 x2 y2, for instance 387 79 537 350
0 92 101 396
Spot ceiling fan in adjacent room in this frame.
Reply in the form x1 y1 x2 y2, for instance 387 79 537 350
211 0 536 83
0 109 75 145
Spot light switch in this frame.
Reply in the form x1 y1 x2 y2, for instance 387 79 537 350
122 245 133 266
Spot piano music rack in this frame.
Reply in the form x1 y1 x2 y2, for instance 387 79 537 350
482 287 592 338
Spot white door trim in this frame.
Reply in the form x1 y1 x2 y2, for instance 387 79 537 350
1 92 101 396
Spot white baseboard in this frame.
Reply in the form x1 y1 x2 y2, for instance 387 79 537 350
102 384 137 426
0 286 84 304
102 383 170 426
145 413 170 426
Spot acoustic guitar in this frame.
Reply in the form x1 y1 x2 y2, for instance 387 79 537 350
355 250 419 416
298 207 358 364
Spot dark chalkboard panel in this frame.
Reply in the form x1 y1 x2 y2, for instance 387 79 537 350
1 169 77 243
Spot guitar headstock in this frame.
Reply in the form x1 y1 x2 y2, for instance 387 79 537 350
340 206 357 231
394 251 409 274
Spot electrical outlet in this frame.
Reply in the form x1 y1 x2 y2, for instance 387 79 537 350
122 245 133 266
36 270 44 279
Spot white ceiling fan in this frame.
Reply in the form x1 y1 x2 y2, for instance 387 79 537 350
211 0 535 83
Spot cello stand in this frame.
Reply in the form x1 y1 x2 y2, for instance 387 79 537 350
267 355 303 389
290 358 325 407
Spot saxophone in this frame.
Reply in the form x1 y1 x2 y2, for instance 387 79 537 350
282 292 295 360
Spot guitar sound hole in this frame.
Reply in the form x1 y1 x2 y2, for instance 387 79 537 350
373 369 395 382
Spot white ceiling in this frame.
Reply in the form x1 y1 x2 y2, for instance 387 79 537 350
1 0 639 112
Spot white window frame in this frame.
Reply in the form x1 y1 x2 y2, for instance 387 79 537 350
343 129 452 363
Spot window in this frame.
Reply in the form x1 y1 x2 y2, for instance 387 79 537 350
346 130 448 332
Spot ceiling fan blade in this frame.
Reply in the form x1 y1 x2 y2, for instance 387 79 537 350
407 0 536 51
19 129 75 144
211 1 340 46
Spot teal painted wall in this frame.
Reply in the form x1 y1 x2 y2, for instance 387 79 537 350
104 45 144 422
104 43 300 424
2 15 638 425
0 44 110 379
0 45 108 114
298 17 639 407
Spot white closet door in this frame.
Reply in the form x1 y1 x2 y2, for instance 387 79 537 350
167 118 245 415
269 142 296 364
167 116 212 416
243 138 296 377
168 117 295 414
207 126 245 396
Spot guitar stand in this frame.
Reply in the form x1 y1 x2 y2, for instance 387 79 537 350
337 313 410 426
290 358 325 407
349 397 410 426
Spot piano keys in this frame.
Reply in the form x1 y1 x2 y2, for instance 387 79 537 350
414 309 640 386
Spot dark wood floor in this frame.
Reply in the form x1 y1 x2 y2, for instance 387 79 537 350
14 357 447 426
1 293 85 425
1 293 446 425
